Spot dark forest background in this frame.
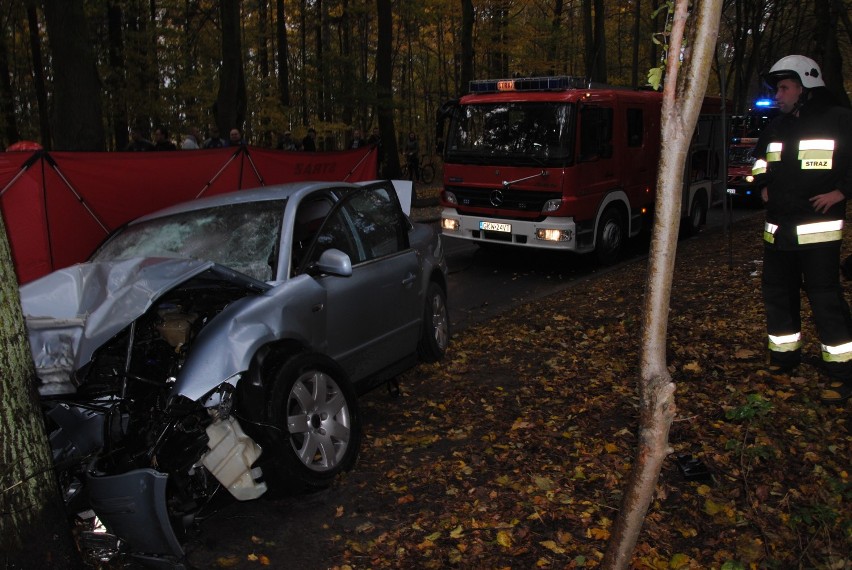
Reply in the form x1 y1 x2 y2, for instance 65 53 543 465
0 1 849 170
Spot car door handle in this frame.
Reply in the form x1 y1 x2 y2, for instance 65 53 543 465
312 303 324 313
401 273 416 287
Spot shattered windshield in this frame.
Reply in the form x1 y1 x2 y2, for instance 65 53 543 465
446 102 574 166
92 199 286 281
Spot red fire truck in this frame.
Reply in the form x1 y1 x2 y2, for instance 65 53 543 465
436 76 726 263
726 99 779 203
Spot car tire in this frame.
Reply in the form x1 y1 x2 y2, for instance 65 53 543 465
417 282 449 362
265 352 361 490
595 206 624 266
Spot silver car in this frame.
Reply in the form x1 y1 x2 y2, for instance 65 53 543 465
21 180 449 565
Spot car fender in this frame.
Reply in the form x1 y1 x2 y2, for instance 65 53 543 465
173 273 327 402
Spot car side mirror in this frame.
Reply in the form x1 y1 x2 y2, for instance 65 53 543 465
309 248 353 277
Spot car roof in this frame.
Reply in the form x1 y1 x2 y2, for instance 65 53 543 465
130 181 362 224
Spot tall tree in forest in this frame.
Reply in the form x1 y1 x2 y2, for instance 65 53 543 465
813 0 851 107
316 0 327 123
276 0 291 108
376 0 400 177
26 3 51 150
42 0 105 151
631 0 641 86
214 0 246 136
547 0 565 76
582 0 607 82
459 0 474 95
106 1 129 151
339 0 355 128
601 0 723 567
0 24 21 146
486 1 509 77
0 214 79 566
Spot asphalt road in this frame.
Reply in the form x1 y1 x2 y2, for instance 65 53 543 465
440 199 763 332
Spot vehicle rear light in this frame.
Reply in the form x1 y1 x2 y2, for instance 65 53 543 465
536 228 572 242
542 199 561 213
442 218 459 232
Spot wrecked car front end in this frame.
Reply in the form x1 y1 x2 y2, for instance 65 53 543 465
25 257 280 567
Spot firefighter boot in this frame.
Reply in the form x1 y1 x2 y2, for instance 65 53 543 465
818 361 852 404
820 380 852 404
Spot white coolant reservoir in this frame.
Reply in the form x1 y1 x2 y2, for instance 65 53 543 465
201 416 268 500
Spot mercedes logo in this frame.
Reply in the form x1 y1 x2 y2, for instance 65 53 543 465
490 189 504 207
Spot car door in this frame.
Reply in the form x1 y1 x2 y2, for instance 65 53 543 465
303 183 422 382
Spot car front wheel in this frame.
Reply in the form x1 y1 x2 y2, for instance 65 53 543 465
417 282 449 362
266 352 361 489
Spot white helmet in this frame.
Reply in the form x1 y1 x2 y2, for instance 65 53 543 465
765 55 825 89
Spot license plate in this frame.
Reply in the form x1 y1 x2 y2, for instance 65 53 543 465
480 221 511 233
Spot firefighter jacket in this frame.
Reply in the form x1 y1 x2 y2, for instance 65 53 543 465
752 91 852 250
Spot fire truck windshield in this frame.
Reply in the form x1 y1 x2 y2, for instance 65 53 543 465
445 102 574 166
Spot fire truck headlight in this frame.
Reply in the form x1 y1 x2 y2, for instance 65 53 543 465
745 175 754 183
442 218 459 232
536 228 572 242
443 191 458 205
542 199 562 213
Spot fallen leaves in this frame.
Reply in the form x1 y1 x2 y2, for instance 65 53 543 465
191 214 851 570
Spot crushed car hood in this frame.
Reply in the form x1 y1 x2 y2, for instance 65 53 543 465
20 257 237 395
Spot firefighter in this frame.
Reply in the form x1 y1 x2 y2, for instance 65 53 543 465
752 55 852 404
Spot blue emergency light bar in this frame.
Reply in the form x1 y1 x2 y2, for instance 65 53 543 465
754 98 776 107
469 76 588 94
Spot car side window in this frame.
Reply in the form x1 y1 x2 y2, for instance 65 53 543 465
308 186 408 268
345 187 408 259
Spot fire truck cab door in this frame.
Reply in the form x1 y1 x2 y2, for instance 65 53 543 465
576 103 617 201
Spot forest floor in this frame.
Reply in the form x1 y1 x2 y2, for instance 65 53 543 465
178 201 851 570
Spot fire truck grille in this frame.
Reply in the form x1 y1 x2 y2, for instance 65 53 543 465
446 186 562 213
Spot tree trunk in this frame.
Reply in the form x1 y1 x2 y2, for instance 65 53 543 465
631 0 641 86
592 0 607 83
376 0 400 177
107 1 129 152
459 0 474 96
276 0 290 108
0 24 21 146
548 0 564 76
215 0 246 135
0 216 80 567
25 3 51 150
814 0 852 107
42 0 105 151
601 0 723 567
299 0 308 126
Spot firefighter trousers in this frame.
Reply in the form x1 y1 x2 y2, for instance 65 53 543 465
762 242 852 380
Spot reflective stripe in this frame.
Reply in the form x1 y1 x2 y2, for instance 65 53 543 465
769 332 802 352
799 139 835 151
763 222 777 244
752 158 768 176
822 341 852 363
766 142 783 163
799 140 835 165
797 220 844 245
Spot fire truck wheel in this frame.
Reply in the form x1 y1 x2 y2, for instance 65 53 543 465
595 207 625 265
685 194 707 237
